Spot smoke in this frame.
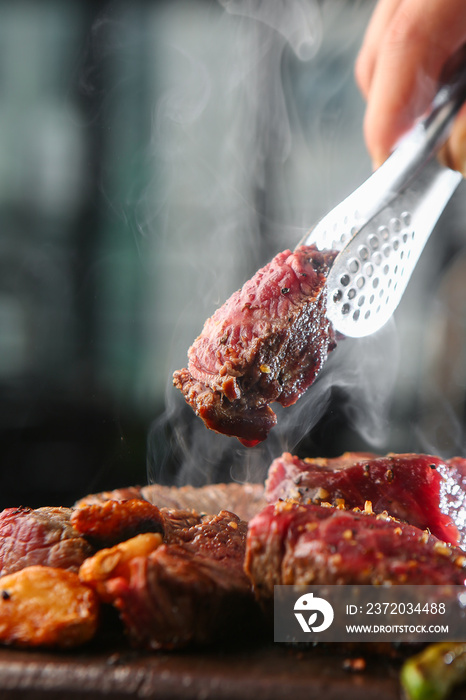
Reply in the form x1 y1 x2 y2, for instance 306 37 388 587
218 0 323 62
147 317 400 488
145 0 403 488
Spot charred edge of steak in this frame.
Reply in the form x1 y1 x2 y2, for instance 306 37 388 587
172 370 277 447
71 499 169 549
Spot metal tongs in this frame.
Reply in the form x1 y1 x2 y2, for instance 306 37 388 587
300 71 466 338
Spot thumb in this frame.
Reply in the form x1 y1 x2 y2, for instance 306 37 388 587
439 103 466 176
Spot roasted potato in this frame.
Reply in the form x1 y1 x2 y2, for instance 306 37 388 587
0 565 99 648
79 532 162 602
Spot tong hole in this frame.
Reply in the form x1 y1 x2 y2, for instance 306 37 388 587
358 296 365 307
390 218 401 232
348 288 356 300
383 264 389 274
370 294 375 304
348 259 359 273
379 226 389 241
365 310 371 320
365 263 374 277
369 235 379 249
393 239 399 251
402 212 411 226
372 278 379 289
353 310 360 321
342 303 350 315
374 253 382 265
358 245 369 260
340 274 350 286
356 276 365 289
333 289 343 303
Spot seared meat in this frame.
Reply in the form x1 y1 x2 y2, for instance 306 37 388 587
80 510 260 650
245 502 466 603
71 499 165 548
143 482 267 522
173 245 337 446
100 544 259 650
75 482 267 522
0 507 92 576
265 452 465 547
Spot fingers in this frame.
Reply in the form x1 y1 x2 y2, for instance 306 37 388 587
440 104 466 176
356 0 466 168
355 0 403 98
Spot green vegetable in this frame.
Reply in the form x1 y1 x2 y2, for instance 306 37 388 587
401 643 466 700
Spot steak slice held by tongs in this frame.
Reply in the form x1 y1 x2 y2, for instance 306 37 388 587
173 245 337 446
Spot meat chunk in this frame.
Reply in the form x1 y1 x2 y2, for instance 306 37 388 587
173 245 337 446
0 566 99 649
264 452 465 547
71 499 165 548
0 507 93 576
80 510 260 650
245 502 466 603
75 482 266 522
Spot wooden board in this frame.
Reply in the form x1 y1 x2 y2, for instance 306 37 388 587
0 643 404 700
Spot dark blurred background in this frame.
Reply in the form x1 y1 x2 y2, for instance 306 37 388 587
1 0 465 509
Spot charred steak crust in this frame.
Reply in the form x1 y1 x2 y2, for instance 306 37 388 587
70 499 166 548
264 452 464 547
173 245 337 446
245 502 466 602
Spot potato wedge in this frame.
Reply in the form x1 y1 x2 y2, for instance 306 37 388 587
79 532 162 602
0 565 99 648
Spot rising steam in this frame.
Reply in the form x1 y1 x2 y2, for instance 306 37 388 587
146 0 403 488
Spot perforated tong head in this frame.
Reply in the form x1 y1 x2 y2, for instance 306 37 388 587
300 71 466 338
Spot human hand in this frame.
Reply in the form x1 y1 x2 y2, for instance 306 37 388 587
355 0 466 174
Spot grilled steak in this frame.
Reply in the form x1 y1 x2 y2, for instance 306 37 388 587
75 482 267 522
0 507 92 576
265 452 465 547
80 510 261 650
71 499 166 548
245 502 466 603
173 244 337 446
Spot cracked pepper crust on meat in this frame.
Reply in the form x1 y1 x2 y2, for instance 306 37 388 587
173 244 337 446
